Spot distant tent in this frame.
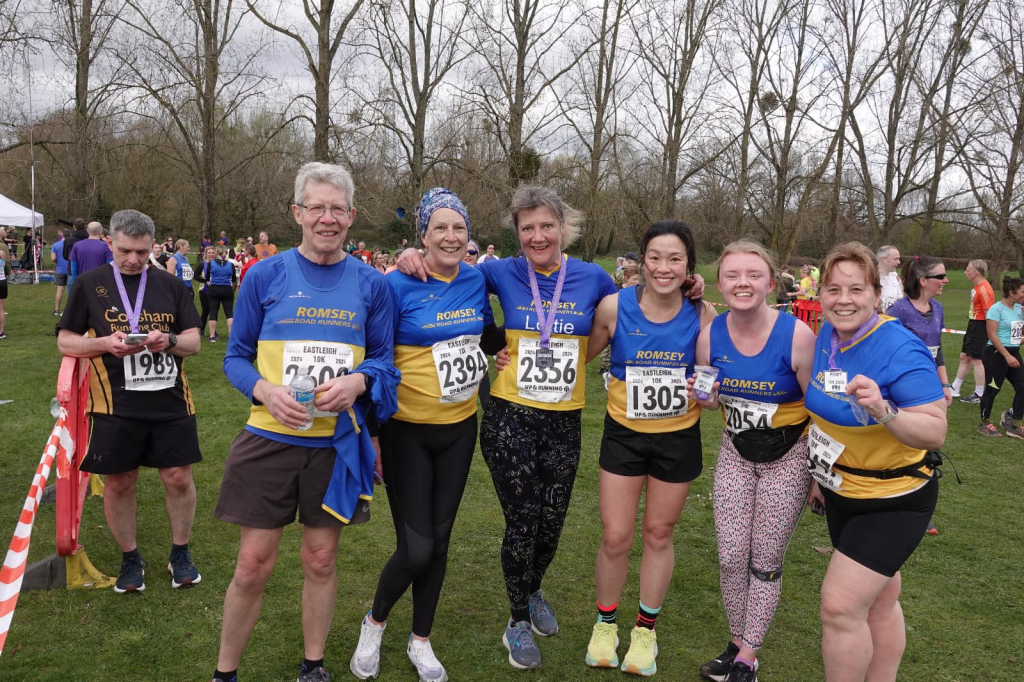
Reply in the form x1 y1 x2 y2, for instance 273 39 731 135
0 193 44 228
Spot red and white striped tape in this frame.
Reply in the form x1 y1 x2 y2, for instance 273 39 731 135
0 412 73 658
706 301 969 335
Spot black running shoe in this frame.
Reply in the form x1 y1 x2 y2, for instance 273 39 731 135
114 555 146 593
167 547 202 588
700 642 739 682
726 661 758 682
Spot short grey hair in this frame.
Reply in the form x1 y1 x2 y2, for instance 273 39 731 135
504 185 583 249
294 162 355 207
110 210 155 240
86 222 103 236
876 245 897 261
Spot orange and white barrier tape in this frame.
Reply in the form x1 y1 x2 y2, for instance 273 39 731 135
0 411 73 658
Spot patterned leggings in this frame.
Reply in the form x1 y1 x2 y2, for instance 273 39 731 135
712 432 811 650
480 397 582 623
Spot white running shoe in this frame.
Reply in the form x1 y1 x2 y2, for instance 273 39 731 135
407 636 448 682
350 613 385 680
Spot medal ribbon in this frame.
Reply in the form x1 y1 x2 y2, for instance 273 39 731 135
828 313 878 370
111 263 148 334
527 256 568 349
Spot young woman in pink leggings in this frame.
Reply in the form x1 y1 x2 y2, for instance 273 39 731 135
689 241 816 682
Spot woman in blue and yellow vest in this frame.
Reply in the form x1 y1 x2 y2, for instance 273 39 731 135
584 220 715 677
692 240 816 682
805 242 946 681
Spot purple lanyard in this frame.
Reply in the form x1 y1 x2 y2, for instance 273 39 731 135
111 264 148 334
527 256 568 349
828 313 878 370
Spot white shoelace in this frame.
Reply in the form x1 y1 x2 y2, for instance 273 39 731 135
408 639 444 674
356 619 385 658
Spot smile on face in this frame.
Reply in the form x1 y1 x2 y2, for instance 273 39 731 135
718 251 772 310
517 206 562 272
820 260 881 341
291 180 355 263
643 234 689 296
424 207 468 277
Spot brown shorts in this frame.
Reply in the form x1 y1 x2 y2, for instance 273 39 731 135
214 429 371 529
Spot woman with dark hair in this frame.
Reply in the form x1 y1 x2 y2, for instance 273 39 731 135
806 242 946 681
239 244 259 286
585 220 715 676
206 245 237 342
977 276 1024 438
194 245 216 338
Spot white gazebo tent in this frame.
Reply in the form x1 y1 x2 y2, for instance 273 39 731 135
0 193 45 282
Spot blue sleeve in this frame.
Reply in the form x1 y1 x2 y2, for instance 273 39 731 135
70 260 79 282
104 246 113 264
477 258 501 296
384 274 404 337
223 265 270 402
986 304 1001 323
595 266 617 299
361 269 395 363
886 339 945 408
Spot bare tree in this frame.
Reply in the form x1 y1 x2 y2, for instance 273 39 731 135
246 0 365 161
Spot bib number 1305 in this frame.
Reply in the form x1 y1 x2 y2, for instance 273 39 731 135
626 366 687 419
517 337 579 403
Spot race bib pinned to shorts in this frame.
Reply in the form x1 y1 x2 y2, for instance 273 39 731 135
123 349 178 391
808 424 845 491
516 337 579 403
1011 320 1023 346
282 340 355 417
720 395 778 433
625 366 688 420
823 370 848 394
432 334 487 403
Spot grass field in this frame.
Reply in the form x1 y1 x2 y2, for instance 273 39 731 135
1 259 1021 681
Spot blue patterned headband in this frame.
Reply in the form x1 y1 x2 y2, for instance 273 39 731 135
417 187 470 237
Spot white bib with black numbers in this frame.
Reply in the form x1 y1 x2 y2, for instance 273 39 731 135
123 349 178 391
625 366 688 419
720 395 778 433
1011 320 1023 346
807 424 845 491
516 337 579 403
432 334 488 403
181 263 194 283
282 340 355 417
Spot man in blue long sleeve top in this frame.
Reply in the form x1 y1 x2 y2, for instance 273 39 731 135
213 162 396 682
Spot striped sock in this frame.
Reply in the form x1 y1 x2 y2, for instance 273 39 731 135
636 601 660 630
597 601 618 624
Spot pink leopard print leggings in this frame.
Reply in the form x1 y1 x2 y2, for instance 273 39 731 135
712 432 811 650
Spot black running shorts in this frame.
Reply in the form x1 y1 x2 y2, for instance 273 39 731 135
80 413 203 474
961 319 988 359
599 412 703 483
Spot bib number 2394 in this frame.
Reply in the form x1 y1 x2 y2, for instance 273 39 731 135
517 337 579 403
626 366 687 419
123 349 178 391
432 334 488 403
282 340 355 417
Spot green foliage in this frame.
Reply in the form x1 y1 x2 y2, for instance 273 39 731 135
380 218 413 250
897 220 956 257
501 225 519 259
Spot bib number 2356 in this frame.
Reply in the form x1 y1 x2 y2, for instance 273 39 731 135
517 338 579 403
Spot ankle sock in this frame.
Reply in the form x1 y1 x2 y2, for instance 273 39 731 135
597 601 617 624
736 655 756 668
213 670 237 682
171 542 189 553
951 378 963 393
975 385 984 397
636 601 660 630
301 658 324 673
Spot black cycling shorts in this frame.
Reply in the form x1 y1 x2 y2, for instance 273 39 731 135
599 412 703 483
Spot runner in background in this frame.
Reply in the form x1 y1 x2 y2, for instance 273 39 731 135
194 246 216 339
694 241 815 682
205 245 237 343
0 246 7 339
876 245 903 313
977 276 1024 438
585 220 715 677
796 266 816 300
51 228 70 316
951 260 995 403
170 239 195 299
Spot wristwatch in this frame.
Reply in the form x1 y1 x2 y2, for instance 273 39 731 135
875 400 899 425
167 333 178 350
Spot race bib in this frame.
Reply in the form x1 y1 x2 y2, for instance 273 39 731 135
181 264 194 282
823 370 847 394
880 297 896 313
927 345 940 360
807 424 845 491
123 349 178 391
720 395 778 433
432 334 488 403
1012 321 1023 346
625 366 688 420
516 337 579 403
282 340 355 417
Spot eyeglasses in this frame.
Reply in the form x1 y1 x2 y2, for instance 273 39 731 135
299 204 352 219
467 250 478 256
922 272 947 280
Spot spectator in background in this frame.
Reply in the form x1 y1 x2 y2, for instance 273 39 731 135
877 245 903 313
239 244 259 285
63 218 88 261
775 266 798 311
796 265 816 300
218 231 229 245
150 242 171 269
69 221 113 284
464 239 480 265
373 250 389 274
0 245 7 339
0 228 10 263
201 234 213 250
52 228 71 315
170 239 195 299
256 232 279 260
952 259 995 403
355 240 373 264
480 243 500 263
613 252 640 288
164 236 176 252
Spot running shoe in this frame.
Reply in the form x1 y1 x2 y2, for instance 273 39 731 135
296 667 330 682
52 310 61 316
208 337 216 343
503 619 541 669
407 636 448 682
1001 411 1024 439
960 393 981 404
620 626 657 676
114 554 146 593
528 589 559 636
700 642 739 682
585 622 620 668
1006 424 1024 439
350 613 385 679
167 547 202 588
726 661 758 682
0 333 7 339
977 422 1003 437
925 521 938 536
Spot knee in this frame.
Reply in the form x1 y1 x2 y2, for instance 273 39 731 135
641 523 675 552
160 466 193 494
104 473 137 496
820 584 863 631
233 552 274 592
301 544 338 581
600 526 635 558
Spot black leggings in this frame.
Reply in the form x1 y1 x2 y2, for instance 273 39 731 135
198 290 210 333
980 345 1024 421
480 396 582 623
371 414 477 637
207 284 234 323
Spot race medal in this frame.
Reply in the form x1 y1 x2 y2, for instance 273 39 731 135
282 340 355 417
1011 320 1023 346
626 366 688 419
720 395 778 433
693 366 719 397
536 346 554 369
823 370 847 394
124 349 178 391
517 337 579 403
807 424 845 491
431 334 488 403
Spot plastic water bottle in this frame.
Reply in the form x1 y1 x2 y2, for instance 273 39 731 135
289 373 317 431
